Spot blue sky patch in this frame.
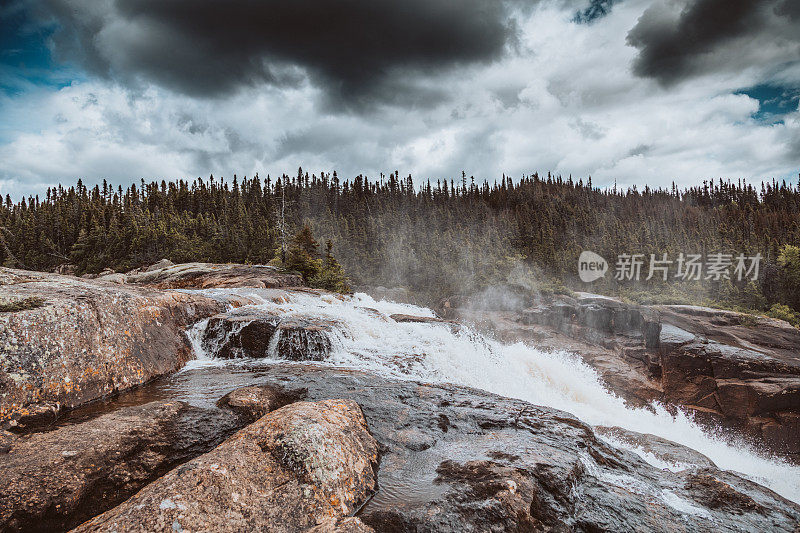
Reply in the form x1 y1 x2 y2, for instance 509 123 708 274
0 2 75 95
736 84 800 123
573 0 619 24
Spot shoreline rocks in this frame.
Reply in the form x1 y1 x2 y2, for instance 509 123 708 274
0 268 225 430
73 399 379 533
2 359 797 532
90 364 799 533
270 365 800 532
1 265 798 531
0 400 241 532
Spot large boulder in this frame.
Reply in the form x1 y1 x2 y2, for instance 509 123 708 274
217 383 307 421
0 268 224 429
202 312 280 359
0 400 240 532
73 399 379 533
126 262 304 289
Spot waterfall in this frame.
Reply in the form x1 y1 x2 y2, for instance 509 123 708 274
184 287 800 504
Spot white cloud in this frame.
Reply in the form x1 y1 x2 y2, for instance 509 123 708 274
1 0 798 199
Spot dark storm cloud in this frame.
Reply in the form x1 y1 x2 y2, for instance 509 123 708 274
627 0 800 85
775 0 800 22
42 0 524 108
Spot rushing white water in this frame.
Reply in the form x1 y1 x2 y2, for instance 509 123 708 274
184 288 800 504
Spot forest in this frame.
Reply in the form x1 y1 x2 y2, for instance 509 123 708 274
2 170 800 323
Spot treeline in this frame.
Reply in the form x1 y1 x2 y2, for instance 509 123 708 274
2 170 800 317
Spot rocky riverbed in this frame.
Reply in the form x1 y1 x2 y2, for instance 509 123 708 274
0 263 799 531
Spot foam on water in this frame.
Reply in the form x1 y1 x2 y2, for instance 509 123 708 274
183 288 800 504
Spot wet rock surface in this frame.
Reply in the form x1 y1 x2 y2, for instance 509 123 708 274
444 291 800 461
389 314 457 325
2 272 798 531
74 399 379 533
595 425 717 469
217 383 307 421
65 364 800 532
0 400 240 532
125 261 304 289
202 308 336 361
275 316 336 361
307 517 375 532
258 366 800 532
0 268 224 429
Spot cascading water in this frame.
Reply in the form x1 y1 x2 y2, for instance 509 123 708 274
183 288 800 505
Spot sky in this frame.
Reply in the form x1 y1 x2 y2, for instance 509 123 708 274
0 0 798 199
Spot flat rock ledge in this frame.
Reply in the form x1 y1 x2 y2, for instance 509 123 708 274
121 262 304 289
72 399 379 533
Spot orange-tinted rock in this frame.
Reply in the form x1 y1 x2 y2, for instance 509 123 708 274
73 399 379 533
0 268 224 429
0 400 240 532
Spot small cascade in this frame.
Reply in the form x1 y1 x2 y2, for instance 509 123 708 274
267 327 282 358
197 304 334 362
183 318 217 370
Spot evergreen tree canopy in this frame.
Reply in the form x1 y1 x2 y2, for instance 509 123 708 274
1 172 800 311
